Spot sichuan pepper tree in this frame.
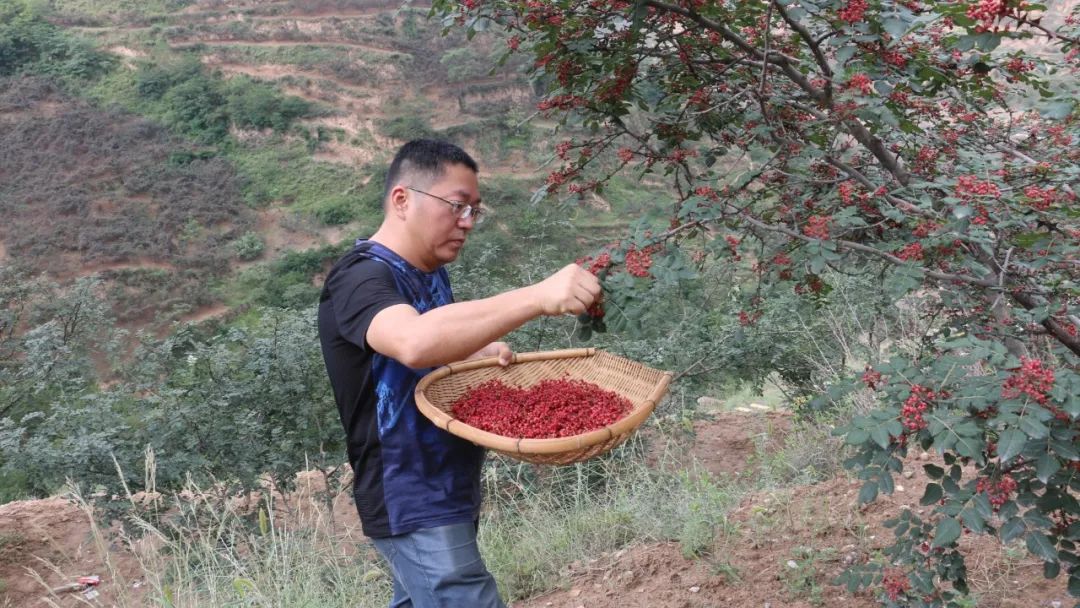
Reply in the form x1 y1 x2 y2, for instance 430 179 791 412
436 1 1080 605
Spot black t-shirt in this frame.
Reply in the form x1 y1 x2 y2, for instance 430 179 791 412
317 242 486 538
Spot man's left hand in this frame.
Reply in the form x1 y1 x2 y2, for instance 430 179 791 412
468 341 513 366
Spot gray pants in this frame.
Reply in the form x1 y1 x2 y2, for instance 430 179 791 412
371 522 507 608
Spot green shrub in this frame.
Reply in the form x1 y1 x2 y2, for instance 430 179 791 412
313 196 359 225
234 231 265 261
225 78 312 132
376 114 435 141
132 61 313 143
160 72 230 142
0 1 114 80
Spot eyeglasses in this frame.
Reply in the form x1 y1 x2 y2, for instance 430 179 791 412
407 186 485 224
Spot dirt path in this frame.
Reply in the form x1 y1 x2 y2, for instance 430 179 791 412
168 38 401 55
177 303 230 325
57 259 176 281
68 26 153 34
206 61 378 95
246 10 390 21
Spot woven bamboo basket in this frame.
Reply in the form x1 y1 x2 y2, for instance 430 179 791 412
415 348 673 465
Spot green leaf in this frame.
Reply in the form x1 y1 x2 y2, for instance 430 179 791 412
1045 560 1061 579
921 483 943 506
1001 517 1026 543
972 492 993 520
1050 440 1080 461
1020 414 1049 439
1026 532 1059 563
1037 452 1061 484
953 205 973 219
998 428 1027 463
835 45 857 65
870 424 892 449
1069 571 1080 597
933 517 962 548
961 506 986 533
880 472 895 495
1041 100 1076 120
846 428 869 445
923 463 945 479
882 18 908 39
859 480 879 504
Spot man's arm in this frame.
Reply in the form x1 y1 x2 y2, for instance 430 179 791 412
366 264 600 369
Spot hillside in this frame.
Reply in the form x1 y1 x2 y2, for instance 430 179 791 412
2 0 640 334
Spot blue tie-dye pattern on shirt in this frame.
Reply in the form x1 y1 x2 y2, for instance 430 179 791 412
356 239 453 436
351 239 485 535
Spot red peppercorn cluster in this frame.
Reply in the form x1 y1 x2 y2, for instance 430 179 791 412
847 73 873 95
839 180 856 205
537 94 587 112
1005 56 1035 74
1023 185 1058 211
976 474 1018 510
555 140 573 160
451 378 633 439
862 367 884 390
803 215 831 240
882 568 911 601
966 0 1009 32
901 384 940 432
738 310 761 326
838 0 868 23
794 274 826 295
1001 357 1055 404
956 175 1001 199
624 247 653 278
546 167 579 188
912 221 941 238
895 242 925 261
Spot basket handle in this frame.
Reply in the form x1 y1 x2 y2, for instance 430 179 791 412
511 347 595 364
444 347 596 374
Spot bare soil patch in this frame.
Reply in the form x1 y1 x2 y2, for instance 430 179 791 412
0 475 364 608
0 498 143 608
256 207 323 255
515 414 1070 608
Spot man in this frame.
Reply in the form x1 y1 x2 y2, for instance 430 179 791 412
318 139 601 608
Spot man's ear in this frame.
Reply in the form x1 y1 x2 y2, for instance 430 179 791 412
387 185 409 219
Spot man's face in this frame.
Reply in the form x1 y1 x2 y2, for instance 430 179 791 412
405 163 481 270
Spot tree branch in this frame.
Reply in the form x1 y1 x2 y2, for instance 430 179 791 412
644 0 912 188
773 0 833 87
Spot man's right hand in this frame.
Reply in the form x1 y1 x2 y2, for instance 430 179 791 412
530 264 602 316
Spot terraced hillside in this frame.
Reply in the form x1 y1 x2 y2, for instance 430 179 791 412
4 0 621 333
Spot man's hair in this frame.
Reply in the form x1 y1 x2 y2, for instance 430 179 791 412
383 139 479 205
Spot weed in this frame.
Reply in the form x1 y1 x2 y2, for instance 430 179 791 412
779 545 838 607
707 558 741 584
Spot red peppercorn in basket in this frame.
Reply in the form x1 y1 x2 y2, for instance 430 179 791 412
451 378 633 439
415 348 673 465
